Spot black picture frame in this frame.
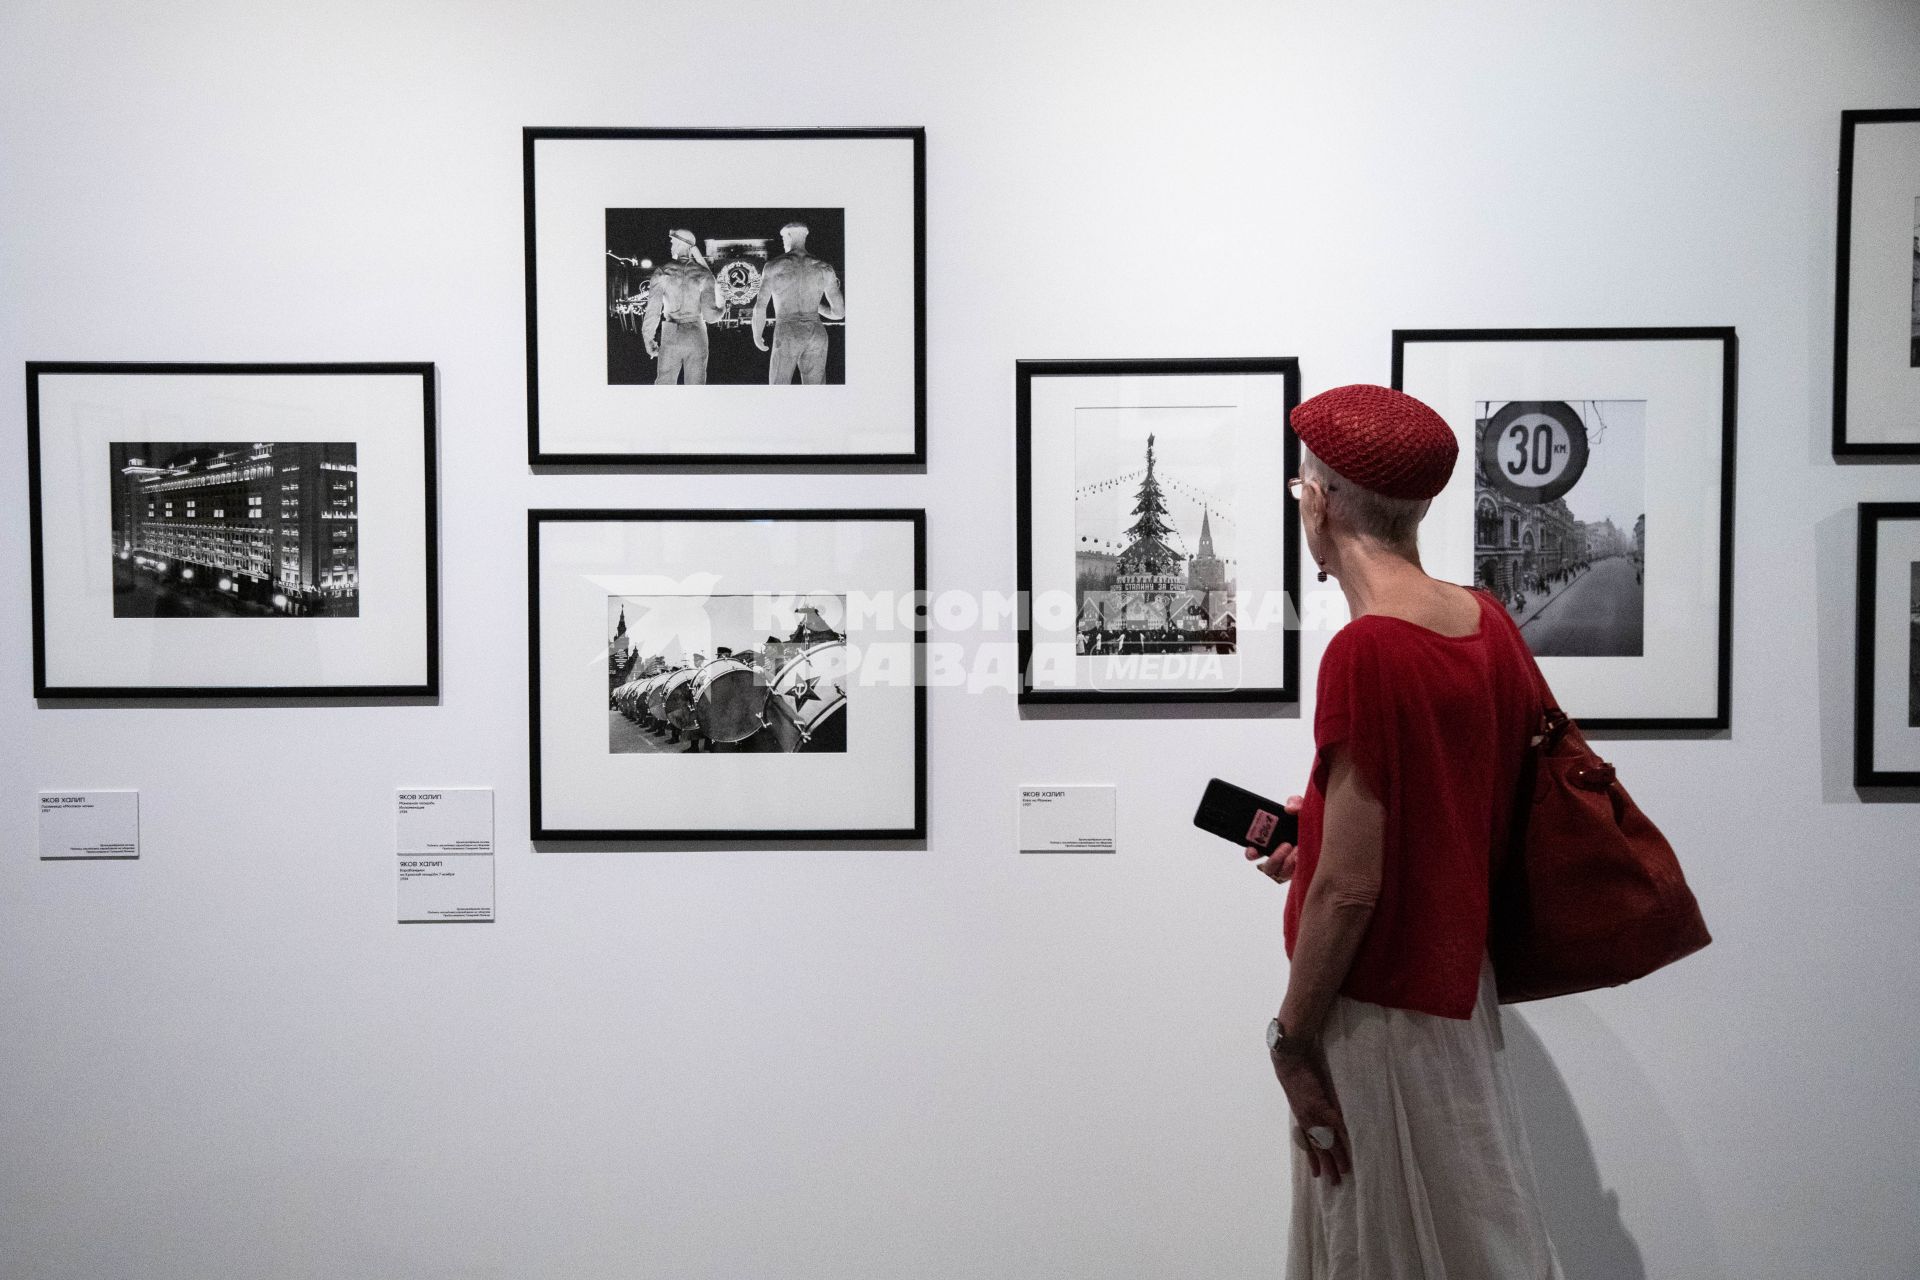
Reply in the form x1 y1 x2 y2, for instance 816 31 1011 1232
527 507 927 842
1015 357 1301 706
523 126 927 467
1833 108 1920 459
1854 502 1920 788
25 361 440 700
1392 327 1738 733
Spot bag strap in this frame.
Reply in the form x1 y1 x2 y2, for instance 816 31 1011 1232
1474 588 1566 746
1481 589 1577 885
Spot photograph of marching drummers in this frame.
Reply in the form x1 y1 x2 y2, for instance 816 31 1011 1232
607 593 848 754
606 207 846 386
529 508 922 839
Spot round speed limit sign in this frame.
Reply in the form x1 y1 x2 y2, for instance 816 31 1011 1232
1479 401 1589 505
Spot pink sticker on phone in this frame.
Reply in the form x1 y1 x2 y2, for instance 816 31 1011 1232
1246 809 1278 845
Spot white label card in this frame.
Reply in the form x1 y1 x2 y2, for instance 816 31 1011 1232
38 791 140 860
396 789 494 923
1019 785 1117 854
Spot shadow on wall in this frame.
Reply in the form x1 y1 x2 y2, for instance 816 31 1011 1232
1501 1000 1731 1280
1499 1007 1646 1280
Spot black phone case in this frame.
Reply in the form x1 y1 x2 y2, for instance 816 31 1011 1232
1193 777 1298 852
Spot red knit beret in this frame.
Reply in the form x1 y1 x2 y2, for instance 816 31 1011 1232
1290 384 1457 501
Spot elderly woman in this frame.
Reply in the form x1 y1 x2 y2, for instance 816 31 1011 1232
1251 385 1564 1278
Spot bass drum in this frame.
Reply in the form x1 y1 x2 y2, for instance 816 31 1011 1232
661 668 701 732
692 657 768 744
764 640 848 753
644 670 679 723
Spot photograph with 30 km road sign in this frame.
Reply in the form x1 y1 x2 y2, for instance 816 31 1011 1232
607 594 848 754
606 207 845 386
1396 327 1734 729
1474 400 1645 657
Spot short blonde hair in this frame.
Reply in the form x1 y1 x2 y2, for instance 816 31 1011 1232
1301 445 1428 552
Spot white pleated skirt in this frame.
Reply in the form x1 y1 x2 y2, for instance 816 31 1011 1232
1286 953 1565 1280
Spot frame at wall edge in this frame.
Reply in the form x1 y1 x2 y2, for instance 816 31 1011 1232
1831 108 1920 460
1854 502 1920 788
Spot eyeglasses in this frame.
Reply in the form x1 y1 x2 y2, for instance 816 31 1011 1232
1288 475 1335 500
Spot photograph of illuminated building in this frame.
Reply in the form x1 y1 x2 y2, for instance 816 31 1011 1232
109 441 359 617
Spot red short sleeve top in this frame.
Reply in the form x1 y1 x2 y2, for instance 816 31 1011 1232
1283 589 1539 1019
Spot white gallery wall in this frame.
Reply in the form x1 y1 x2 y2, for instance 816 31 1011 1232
2 1 1916 1276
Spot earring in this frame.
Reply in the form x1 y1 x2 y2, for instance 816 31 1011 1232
1316 562 1328 583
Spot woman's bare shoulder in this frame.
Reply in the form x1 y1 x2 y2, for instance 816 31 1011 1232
1362 581 1486 639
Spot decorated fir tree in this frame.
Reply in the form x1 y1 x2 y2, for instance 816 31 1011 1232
1117 433 1183 577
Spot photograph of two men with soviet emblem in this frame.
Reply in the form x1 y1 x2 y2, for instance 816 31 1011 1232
606 207 846 387
524 127 922 464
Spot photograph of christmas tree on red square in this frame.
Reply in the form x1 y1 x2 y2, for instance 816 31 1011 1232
1074 413 1237 660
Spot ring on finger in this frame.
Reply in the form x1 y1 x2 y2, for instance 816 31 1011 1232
1307 1125 1336 1150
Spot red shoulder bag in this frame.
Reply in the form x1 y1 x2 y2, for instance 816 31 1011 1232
1488 629 1713 1004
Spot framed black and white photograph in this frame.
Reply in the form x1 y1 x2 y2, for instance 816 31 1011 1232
26 362 438 698
1016 358 1299 705
1393 328 1736 731
529 509 925 840
1855 503 1920 787
524 127 924 465
1833 109 1920 458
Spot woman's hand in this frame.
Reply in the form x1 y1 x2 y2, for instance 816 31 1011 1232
1244 795 1305 884
1271 1045 1352 1186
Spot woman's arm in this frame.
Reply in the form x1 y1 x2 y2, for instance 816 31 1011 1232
1267 747 1384 1184
1278 748 1384 1041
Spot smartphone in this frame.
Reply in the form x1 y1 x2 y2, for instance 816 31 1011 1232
1193 777 1298 854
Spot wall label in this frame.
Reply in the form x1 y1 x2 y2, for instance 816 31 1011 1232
1019 785 1116 854
38 790 140 860
396 788 494 923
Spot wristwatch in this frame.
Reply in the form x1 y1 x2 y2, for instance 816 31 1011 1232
1267 1016 1310 1058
